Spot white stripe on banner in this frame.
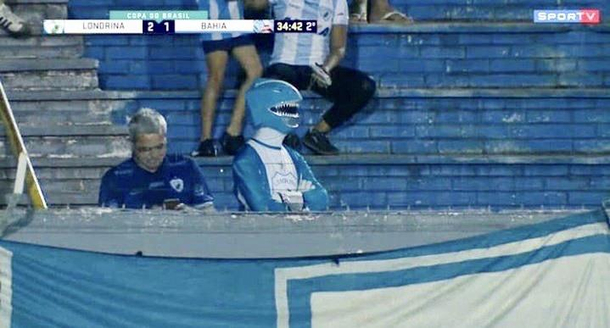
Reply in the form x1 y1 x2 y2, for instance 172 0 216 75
310 254 610 327
0 247 12 328
275 222 609 328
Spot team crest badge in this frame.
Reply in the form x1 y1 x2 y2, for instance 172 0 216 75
271 172 297 190
170 178 184 192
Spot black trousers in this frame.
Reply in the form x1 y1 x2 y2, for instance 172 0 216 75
264 63 376 129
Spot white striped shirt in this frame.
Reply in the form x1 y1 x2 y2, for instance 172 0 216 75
269 0 349 66
198 0 245 41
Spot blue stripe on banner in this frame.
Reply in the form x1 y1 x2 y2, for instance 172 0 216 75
7 243 280 327
286 234 610 327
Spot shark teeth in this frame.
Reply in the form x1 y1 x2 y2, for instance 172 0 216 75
270 102 299 118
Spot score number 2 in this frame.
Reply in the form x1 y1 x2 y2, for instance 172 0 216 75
143 20 175 34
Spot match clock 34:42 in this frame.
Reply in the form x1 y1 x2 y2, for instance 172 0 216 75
274 20 317 33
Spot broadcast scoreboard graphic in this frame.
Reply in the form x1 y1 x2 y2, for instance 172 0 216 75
43 10 316 35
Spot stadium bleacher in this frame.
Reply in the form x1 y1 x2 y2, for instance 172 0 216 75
1 0 610 209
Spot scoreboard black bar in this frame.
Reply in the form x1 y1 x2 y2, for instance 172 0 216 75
143 20 176 34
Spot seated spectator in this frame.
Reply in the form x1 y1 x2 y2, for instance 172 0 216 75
350 0 413 24
99 108 214 210
233 79 329 212
256 0 376 155
191 0 263 157
0 0 30 37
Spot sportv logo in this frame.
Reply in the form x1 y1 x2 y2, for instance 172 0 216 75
534 9 600 24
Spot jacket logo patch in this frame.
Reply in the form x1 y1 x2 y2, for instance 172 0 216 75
271 172 297 191
170 178 184 193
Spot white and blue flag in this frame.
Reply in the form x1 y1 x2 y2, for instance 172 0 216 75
0 209 608 326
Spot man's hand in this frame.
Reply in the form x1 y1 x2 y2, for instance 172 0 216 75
163 198 188 210
310 63 332 89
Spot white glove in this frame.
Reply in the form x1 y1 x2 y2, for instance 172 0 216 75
310 63 332 88
298 179 314 192
279 190 304 212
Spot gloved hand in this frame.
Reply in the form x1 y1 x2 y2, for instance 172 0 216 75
279 190 304 211
298 179 314 192
310 63 332 89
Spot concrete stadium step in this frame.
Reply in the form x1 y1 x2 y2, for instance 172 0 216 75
9 107 114 127
2 0 69 37
4 89 144 127
0 71 98 91
344 23 610 90
0 125 129 159
0 157 116 206
0 58 97 72
0 124 126 136
0 58 99 91
37 88 606 156
5 88 605 157
0 35 84 59
2 154 610 209
0 178 101 205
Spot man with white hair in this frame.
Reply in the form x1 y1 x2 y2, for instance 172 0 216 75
99 108 214 210
0 0 30 37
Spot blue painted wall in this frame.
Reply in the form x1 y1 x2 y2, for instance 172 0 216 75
198 158 610 210
69 2 610 90
119 92 610 156
66 1 610 209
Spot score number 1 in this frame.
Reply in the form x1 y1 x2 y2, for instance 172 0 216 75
143 20 175 34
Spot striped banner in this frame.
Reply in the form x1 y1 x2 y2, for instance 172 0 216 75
0 209 608 327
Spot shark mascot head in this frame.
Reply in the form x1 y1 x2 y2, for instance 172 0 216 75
246 78 302 135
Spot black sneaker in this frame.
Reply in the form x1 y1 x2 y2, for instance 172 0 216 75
0 4 30 37
220 132 245 155
303 130 339 155
283 133 302 151
191 139 219 157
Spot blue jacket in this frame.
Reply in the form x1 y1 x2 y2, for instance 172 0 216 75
233 143 329 212
99 155 214 209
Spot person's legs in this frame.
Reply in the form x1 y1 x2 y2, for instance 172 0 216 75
201 50 229 141
0 0 30 37
302 66 376 155
368 0 413 24
265 64 376 155
349 0 368 23
319 66 376 130
264 63 312 90
228 45 262 136
222 45 262 154
192 50 229 157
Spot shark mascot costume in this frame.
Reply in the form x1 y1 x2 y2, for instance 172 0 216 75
232 79 329 212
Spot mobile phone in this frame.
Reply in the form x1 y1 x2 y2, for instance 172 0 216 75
163 198 181 210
